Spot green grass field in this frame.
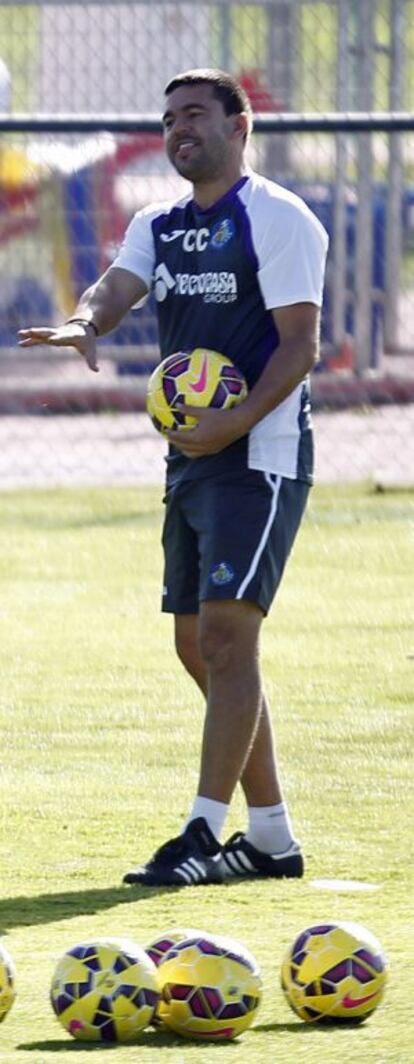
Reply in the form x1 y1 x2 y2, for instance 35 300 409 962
0 483 412 1064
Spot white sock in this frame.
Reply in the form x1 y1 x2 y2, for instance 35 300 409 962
245 802 297 855
183 797 229 842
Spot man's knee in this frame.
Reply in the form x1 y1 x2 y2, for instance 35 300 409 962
199 625 233 671
198 601 261 672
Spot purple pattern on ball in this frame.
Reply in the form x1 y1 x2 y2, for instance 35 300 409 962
320 979 336 995
305 981 318 997
351 961 373 984
95 995 112 1017
304 1006 322 1020
101 1020 117 1041
195 939 222 955
167 356 191 377
155 939 175 952
144 988 159 1008
68 945 98 961
290 963 304 985
113 983 135 1000
52 992 73 1016
64 977 92 998
204 988 223 1014
226 377 244 394
324 961 349 983
169 983 192 1000
355 948 384 972
220 1003 245 1019
211 382 227 407
190 991 209 1018
164 378 177 403
309 925 335 935
113 955 129 974
122 952 140 967
292 931 309 955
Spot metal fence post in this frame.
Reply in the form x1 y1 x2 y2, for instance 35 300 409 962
332 0 350 351
354 0 375 374
265 0 296 179
384 0 405 351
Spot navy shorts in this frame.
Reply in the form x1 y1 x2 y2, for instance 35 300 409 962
161 469 310 616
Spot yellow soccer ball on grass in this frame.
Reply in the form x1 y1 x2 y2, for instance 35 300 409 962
50 937 160 1042
0 942 16 1024
157 931 262 1040
281 921 387 1024
146 348 248 435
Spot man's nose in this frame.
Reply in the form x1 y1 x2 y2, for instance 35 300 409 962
172 116 193 137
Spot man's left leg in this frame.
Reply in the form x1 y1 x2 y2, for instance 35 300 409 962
175 609 302 877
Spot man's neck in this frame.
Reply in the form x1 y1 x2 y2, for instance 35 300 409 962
192 165 248 210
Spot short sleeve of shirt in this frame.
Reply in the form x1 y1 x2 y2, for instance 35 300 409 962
110 205 158 288
243 182 329 310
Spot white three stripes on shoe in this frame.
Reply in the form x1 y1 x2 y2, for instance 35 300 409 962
223 842 301 877
223 850 256 875
175 857 208 884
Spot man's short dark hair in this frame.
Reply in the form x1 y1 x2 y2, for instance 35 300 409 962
164 68 253 139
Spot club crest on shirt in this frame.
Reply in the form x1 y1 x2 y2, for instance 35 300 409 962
210 561 235 586
210 218 235 248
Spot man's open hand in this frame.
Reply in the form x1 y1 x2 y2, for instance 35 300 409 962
17 322 99 373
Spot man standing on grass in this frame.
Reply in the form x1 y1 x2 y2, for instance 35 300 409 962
19 68 328 886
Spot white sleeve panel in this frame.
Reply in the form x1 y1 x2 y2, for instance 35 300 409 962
109 206 158 288
243 181 329 309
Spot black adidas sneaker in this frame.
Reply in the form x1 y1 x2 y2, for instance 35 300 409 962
122 817 225 887
222 832 304 879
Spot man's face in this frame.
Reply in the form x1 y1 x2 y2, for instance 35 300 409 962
162 83 241 182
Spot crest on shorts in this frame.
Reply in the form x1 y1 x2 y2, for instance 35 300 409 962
210 561 235 586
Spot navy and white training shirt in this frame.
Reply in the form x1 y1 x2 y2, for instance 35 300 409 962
111 170 329 485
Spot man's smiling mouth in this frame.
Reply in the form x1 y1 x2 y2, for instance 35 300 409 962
175 141 198 156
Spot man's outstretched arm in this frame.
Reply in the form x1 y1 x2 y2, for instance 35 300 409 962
17 267 148 373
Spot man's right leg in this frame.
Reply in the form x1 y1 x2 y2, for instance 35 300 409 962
122 496 225 887
175 614 292 828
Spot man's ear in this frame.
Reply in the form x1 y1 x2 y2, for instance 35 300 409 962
231 111 250 143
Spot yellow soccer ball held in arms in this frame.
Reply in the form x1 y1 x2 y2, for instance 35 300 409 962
146 348 248 435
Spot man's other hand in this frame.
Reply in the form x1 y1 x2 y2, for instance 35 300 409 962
17 322 99 373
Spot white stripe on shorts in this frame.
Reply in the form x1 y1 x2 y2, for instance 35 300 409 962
235 473 282 600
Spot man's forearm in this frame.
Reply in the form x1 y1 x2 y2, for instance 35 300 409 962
70 281 124 337
68 267 148 336
231 335 318 437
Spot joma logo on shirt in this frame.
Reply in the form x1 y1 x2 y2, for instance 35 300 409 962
160 227 209 251
159 221 234 252
154 263 238 303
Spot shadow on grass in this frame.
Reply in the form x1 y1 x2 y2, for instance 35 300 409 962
253 1021 312 1034
0 877 261 935
19 1028 238 1052
18 1041 120 1054
19 1022 363 1053
0 884 181 934
254 1020 366 1033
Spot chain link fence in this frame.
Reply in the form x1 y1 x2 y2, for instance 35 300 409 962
1 0 414 487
